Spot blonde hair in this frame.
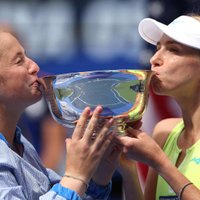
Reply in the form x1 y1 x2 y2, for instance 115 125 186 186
184 14 200 55
187 13 200 22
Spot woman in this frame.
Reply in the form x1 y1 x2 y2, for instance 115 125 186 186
0 31 117 199
117 15 200 200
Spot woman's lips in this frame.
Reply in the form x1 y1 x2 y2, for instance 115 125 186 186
151 69 159 76
31 80 43 92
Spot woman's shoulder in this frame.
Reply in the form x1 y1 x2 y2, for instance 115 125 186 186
152 118 182 148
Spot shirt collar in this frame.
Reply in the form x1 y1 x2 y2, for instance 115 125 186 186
0 127 22 147
0 133 9 146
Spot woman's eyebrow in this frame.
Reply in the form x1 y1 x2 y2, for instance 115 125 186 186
157 40 179 46
11 52 23 61
11 48 25 62
166 40 180 45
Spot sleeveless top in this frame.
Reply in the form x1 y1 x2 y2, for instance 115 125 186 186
156 121 200 200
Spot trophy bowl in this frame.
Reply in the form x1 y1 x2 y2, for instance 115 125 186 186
41 69 154 135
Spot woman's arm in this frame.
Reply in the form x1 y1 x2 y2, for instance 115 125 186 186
116 119 200 200
144 118 182 199
60 106 114 197
118 155 143 200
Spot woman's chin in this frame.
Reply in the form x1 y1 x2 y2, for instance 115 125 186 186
30 92 43 105
152 84 162 95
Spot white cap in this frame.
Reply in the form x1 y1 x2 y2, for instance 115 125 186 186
138 15 200 50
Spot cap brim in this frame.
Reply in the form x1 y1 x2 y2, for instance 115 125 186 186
138 18 168 45
138 16 200 50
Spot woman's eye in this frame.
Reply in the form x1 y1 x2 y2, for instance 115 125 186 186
170 48 177 52
16 58 23 64
168 46 179 53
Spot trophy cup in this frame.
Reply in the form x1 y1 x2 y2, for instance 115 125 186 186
41 69 154 135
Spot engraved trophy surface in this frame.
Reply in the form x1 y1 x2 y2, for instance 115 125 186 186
42 69 154 135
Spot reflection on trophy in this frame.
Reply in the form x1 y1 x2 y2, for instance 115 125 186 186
41 69 154 135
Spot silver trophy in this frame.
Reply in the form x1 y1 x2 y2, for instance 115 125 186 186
41 69 154 135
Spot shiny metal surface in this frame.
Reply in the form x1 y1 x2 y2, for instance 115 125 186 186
42 69 154 134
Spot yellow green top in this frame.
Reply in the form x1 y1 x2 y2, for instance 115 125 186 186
156 120 200 199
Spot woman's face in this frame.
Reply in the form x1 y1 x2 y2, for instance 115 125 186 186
0 32 42 110
150 34 200 98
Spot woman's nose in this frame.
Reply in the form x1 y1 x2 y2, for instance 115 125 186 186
27 58 40 74
150 51 163 69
